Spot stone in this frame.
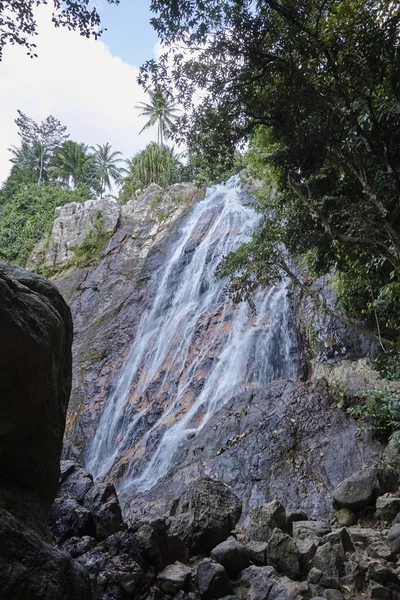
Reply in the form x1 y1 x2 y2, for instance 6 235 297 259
266 528 301 579
387 523 400 554
49 497 94 544
286 509 308 530
157 562 192 595
245 500 287 542
332 468 397 511
60 535 97 558
0 508 91 600
210 537 250 577
0 264 73 513
333 469 378 510
323 591 344 600
336 508 358 527
58 464 94 502
246 540 268 565
311 542 345 580
293 520 331 539
348 527 382 547
376 494 400 523
367 541 394 562
78 546 147 599
135 519 188 571
82 482 123 541
323 527 354 553
235 565 308 600
367 561 398 584
169 478 241 555
196 559 232 600
368 581 391 600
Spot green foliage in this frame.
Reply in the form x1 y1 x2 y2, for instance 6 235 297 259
143 0 400 343
347 387 400 442
70 211 110 268
0 174 90 266
118 143 186 202
135 86 180 145
376 346 400 381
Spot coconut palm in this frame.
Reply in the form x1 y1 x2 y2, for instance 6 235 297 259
8 141 51 183
135 87 180 145
91 143 124 197
49 140 95 188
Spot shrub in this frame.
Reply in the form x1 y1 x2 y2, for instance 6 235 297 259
347 387 400 442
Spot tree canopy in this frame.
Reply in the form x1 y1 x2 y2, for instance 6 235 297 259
0 0 119 60
143 0 400 351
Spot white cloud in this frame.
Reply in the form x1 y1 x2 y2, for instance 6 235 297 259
0 6 159 184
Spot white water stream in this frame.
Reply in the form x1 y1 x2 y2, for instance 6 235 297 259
86 176 298 492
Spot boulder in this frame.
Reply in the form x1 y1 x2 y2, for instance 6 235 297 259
368 581 391 600
157 562 192 595
375 494 400 523
323 591 343 600
323 527 354 553
245 500 287 542
332 468 397 511
60 536 97 558
336 508 358 527
245 540 268 565
387 523 400 554
196 559 232 600
311 542 345 581
49 497 94 544
266 528 301 579
0 508 91 600
0 264 73 513
235 565 308 600
169 478 241 555
210 537 250 577
82 482 123 541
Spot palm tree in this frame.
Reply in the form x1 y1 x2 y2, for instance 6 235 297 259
91 143 124 197
8 141 51 184
135 87 180 145
50 141 95 188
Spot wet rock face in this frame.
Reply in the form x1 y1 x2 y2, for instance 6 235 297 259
125 379 383 523
0 263 73 512
48 183 200 461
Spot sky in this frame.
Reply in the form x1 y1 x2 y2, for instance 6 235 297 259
0 0 162 184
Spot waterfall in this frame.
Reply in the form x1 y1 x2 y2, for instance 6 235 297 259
86 176 298 492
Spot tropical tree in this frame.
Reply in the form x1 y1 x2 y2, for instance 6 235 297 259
50 140 96 189
119 142 182 202
8 141 52 183
91 143 124 197
135 87 180 145
10 111 69 184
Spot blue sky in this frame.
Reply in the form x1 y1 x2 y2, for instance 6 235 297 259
99 0 158 67
0 1 164 183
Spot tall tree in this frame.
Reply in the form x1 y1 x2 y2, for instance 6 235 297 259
0 0 119 61
50 140 95 189
12 111 69 183
135 86 180 145
91 143 124 197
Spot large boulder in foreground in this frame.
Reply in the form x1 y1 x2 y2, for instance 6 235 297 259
168 478 242 555
0 263 73 512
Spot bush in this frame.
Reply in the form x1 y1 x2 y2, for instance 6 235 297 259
71 211 110 268
347 387 400 442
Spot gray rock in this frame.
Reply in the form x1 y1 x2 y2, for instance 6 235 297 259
196 559 232 600
210 537 250 577
323 527 354 553
157 562 192 594
376 494 400 523
311 542 345 580
368 541 394 562
367 561 398 584
58 464 94 503
60 535 97 558
336 508 358 527
246 540 267 565
266 527 301 579
348 527 382 547
323 591 343 600
0 264 73 516
245 500 287 541
49 497 93 544
292 520 331 539
332 468 397 511
368 581 391 599
169 478 241 555
286 509 308 530
235 565 308 599
333 469 378 510
82 482 123 541
0 508 91 600
387 523 400 553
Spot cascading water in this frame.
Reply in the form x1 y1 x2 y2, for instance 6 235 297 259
86 176 298 493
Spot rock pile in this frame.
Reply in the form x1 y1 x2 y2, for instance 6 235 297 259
49 466 400 600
